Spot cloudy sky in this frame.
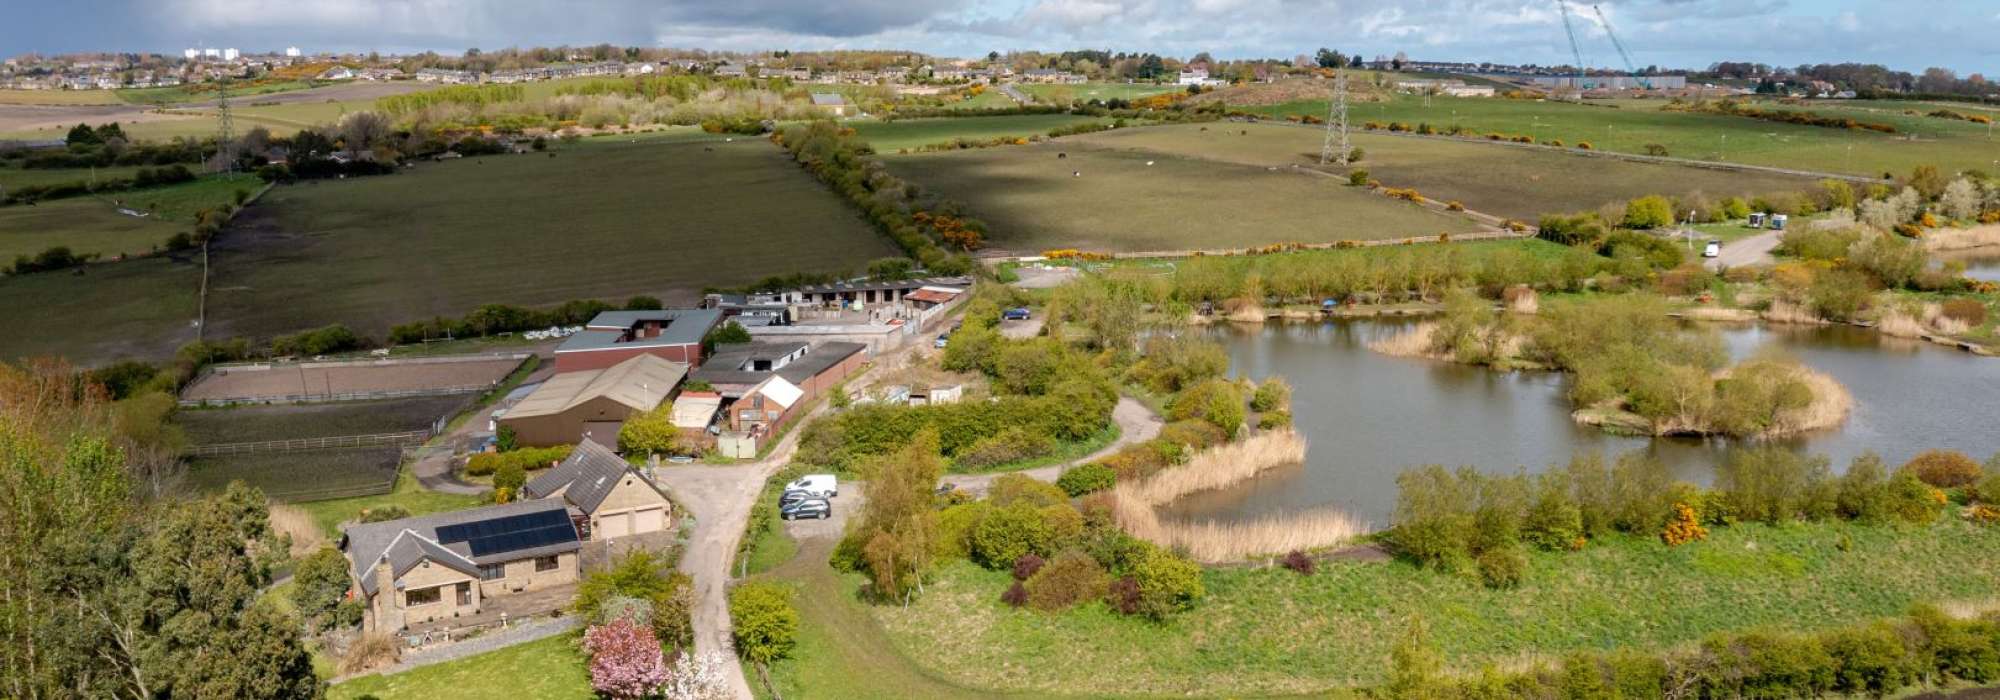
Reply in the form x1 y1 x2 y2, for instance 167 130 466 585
9 0 1997 74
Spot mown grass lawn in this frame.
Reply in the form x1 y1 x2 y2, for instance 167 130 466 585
328 632 593 700
875 519 2000 697
1247 93 1997 177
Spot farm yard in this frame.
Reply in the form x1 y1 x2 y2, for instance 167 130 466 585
1247 92 2000 177
850 113 1110 152
58 134 896 352
880 129 1485 253
1070 123 1826 220
180 354 526 403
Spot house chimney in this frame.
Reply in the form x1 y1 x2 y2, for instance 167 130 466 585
373 558 400 631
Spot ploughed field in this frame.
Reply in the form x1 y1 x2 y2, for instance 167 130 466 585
880 131 1484 253
1071 122 1825 221
206 135 897 341
180 395 472 502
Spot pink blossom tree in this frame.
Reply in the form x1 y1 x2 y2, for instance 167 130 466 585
583 618 668 699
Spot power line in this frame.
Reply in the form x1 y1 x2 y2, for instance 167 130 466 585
215 79 235 173
1319 68 1349 166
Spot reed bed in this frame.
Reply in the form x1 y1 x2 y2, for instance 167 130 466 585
1924 225 2000 252
1365 322 1441 359
1761 299 1828 325
1113 430 1367 563
1777 366 1854 436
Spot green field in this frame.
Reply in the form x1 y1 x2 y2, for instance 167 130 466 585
1017 82 1180 103
329 631 592 700
299 470 483 537
1248 93 2000 177
0 173 261 261
877 520 2000 696
0 164 148 189
1070 122 1824 220
0 255 199 364
196 136 895 343
189 446 406 502
115 80 326 105
880 130 1482 253
179 395 468 444
851 114 1109 152
937 88 1020 111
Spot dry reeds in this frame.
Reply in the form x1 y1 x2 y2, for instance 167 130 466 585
1682 307 1757 322
1761 299 1827 325
269 504 328 558
1504 287 1540 314
1876 311 1927 338
338 632 400 675
1923 224 2000 252
1775 366 1853 436
1366 322 1441 359
1113 430 1367 563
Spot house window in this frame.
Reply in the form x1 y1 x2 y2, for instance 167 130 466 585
479 563 505 580
405 586 441 607
535 555 560 572
456 582 472 606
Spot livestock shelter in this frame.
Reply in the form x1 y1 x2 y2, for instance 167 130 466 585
499 354 687 447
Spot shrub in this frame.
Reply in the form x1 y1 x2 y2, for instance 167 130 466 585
1475 545 1527 588
970 503 1052 568
1661 503 1708 546
1280 550 1315 575
1904 450 1983 488
1979 463 2000 504
1721 197 1752 220
358 505 411 523
494 462 526 494
1130 547 1204 619
1056 463 1116 497
989 474 1068 508
1522 475 1584 551
1884 470 1944 525
1250 377 1291 412
728 581 798 669
1622 195 1675 230
954 427 1056 470
1000 581 1028 607
1941 299 1988 327
1105 576 1142 615
1347 169 1369 186
1537 211 1609 245
1643 143 1670 157
1837 452 1895 522
465 445 572 476
1168 378 1245 435
1716 448 1834 524
1023 551 1110 611
1256 411 1292 429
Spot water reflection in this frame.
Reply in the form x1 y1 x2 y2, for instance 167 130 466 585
1161 319 2000 525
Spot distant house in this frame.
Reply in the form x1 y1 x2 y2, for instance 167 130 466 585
415 68 476 84
783 276 971 307
1024 69 1085 84
317 66 356 80
500 354 688 447
714 63 748 78
341 500 581 633
524 441 674 541
810 92 852 117
553 309 725 373
772 68 812 81
903 286 964 309
729 375 804 434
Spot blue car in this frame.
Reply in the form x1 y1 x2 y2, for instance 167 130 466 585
1002 307 1032 321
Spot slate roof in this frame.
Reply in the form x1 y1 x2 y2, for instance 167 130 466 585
810 92 847 106
343 500 579 596
562 308 724 353
790 276 972 295
522 440 667 514
506 354 686 420
690 341 865 394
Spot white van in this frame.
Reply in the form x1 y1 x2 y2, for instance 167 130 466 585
786 474 839 498
1703 240 1722 258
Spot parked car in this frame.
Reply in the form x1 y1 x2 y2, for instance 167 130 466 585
779 489 813 506
1002 307 1032 321
1704 240 1722 258
780 498 830 520
934 333 950 348
786 474 838 498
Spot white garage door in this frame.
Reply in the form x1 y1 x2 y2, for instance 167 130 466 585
598 511 631 539
632 507 665 534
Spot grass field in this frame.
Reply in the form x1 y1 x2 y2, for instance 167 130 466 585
937 89 1020 111
1069 122 1823 220
877 520 2000 696
851 114 1109 152
2 135 894 361
1017 82 1180 103
0 254 199 364
0 89 124 105
0 164 148 189
115 80 326 105
329 632 592 700
0 173 261 261
1248 93 2000 177
880 133 1482 253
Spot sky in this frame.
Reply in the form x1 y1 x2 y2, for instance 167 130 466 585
7 0 1997 76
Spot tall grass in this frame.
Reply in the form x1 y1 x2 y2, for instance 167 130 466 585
1113 430 1366 562
269 503 328 557
1366 322 1441 359
1782 366 1854 436
1924 225 2000 252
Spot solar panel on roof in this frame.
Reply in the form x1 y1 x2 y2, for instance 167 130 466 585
434 509 573 557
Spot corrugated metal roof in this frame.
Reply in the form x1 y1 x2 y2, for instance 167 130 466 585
671 393 722 429
506 355 686 420
751 375 804 409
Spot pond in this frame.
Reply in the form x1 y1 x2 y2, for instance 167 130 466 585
1160 319 2000 526
1940 251 2000 283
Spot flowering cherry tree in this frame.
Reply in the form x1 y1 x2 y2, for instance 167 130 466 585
583 619 669 699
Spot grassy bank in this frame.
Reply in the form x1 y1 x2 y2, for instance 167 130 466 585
875 519 2000 696
328 631 591 700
